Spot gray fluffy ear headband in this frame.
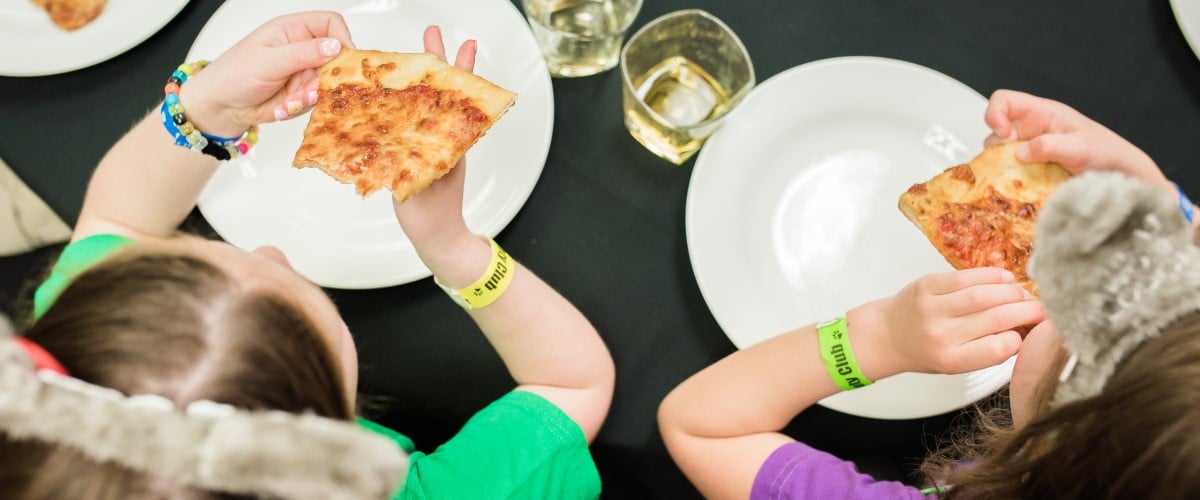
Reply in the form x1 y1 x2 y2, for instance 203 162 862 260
1029 171 1200 405
0 326 408 499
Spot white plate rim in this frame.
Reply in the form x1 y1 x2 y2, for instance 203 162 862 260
0 0 189 77
187 0 554 289
1171 0 1200 62
685 56 1013 420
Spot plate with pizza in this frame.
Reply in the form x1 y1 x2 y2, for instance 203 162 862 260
187 0 553 289
687 56 1016 420
0 0 188 76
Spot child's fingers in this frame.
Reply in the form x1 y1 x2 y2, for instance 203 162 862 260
921 268 1014 296
949 330 1022 373
985 89 1052 140
273 98 305 121
271 88 312 122
1019 134 1089 173
943 283 1030 317
269 71 323 121
454 40 477 72
984 89 1021 140
957 300 1045 341
304 78 320 105
422 26 476 72
260 36 342 84
983 133 1008 148
423 25 447 61
276 11 356 50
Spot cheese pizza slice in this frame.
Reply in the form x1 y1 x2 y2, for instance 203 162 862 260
293 50 516 202
898 142 1070 297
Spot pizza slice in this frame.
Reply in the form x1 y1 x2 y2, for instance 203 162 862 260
293 50 516 202
31 0 107 31
898 142 1070 297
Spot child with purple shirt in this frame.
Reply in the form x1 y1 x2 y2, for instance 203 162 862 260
659 90 1200 499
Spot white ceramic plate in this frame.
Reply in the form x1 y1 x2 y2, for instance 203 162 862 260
687 56 1015 420
0 0 188 76
188 0 553 289
1172 0 1200 61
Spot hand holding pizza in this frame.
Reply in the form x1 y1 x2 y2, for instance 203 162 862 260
850 268 1044 376
178 11 356 137
982 89 1170 191
392 26 478 254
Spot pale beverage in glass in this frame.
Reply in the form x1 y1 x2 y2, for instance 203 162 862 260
523 0 642 78
620 10 755 164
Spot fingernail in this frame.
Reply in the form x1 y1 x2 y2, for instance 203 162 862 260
286 100 303 115
308 90 319 105
320 38 341 57
1001 269 1015 282
274 106 289 120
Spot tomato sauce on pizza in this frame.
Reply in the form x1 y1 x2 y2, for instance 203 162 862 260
293 50 515 202
898 143 1069 297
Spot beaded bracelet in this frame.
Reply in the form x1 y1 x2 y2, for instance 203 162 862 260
160 61 258 161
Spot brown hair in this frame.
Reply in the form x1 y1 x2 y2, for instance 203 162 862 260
923 311 1200 498
0 248 351 499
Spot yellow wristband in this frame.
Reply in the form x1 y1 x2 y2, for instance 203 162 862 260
435 238 514 310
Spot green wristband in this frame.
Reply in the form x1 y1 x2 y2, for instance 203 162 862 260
817 316 873 391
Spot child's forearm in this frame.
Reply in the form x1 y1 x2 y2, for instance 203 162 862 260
418 235 615 441
74 105 221 241
73 68 259 242
657 301 901 498
660 300 898 440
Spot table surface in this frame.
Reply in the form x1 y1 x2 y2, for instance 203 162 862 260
3 1 1199 498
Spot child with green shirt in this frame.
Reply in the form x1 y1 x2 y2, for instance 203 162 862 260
0 13 613 500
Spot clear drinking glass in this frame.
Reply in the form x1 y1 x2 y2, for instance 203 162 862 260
523 0 643 78
620 10 755 164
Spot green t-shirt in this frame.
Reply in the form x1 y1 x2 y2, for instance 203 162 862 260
34 234 602 499
361 391 601 499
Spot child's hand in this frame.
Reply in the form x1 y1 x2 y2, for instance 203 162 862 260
850 268 1044 377
983 89 1169 190
178 11 355 137
393 26 478 255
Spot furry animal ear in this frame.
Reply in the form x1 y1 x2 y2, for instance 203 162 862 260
1034 172 1182 256
0 332 409 499
1030 171 1200 405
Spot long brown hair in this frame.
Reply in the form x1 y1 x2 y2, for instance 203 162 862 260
0 247 351 499
923 311 1200 498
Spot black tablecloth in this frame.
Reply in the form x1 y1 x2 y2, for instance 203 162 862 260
3 1 1199 498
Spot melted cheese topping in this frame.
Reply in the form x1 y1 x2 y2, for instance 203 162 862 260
898 143 1069 296
293 50 515 201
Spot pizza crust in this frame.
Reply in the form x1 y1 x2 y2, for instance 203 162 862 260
293 50 516 202
31 0 107 31
898 142 1070 296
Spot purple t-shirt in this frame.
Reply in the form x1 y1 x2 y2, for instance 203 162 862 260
751 442 934 500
